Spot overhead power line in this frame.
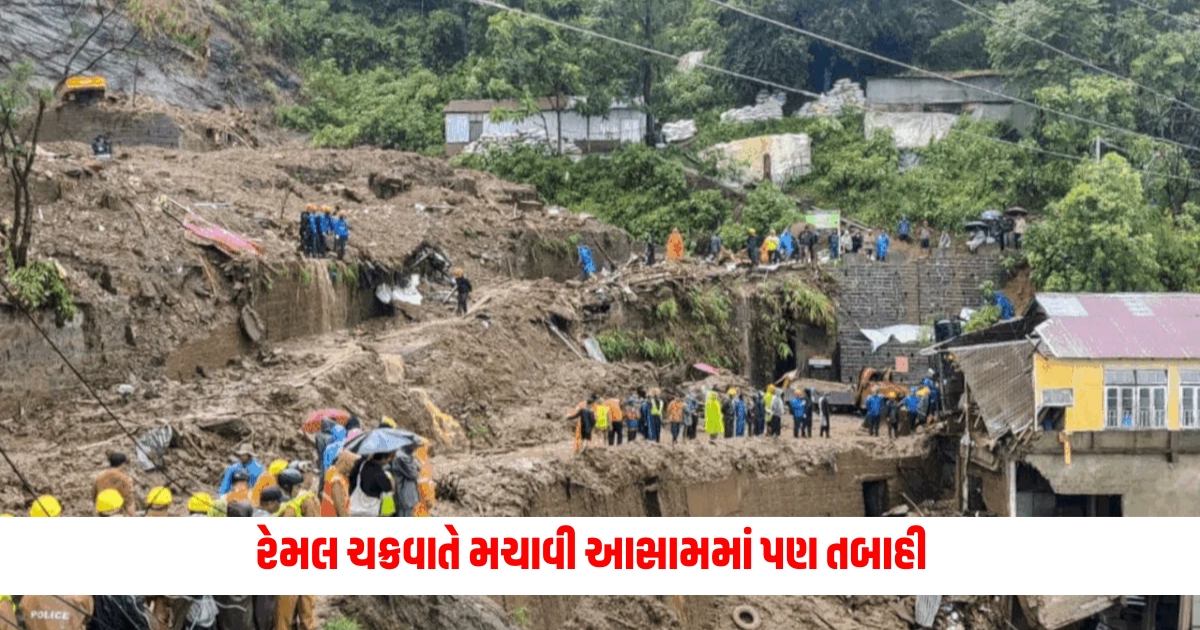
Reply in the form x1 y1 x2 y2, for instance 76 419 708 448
463 0 822 99
948 0 1200 116
0 277 197 500
702 0 1200 155
464 0 1200 187
1124 0 1200 29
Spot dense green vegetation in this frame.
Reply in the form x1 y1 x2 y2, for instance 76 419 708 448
229 0 1200 292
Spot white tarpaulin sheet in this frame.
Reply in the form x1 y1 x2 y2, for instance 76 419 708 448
860 325 930 352
865 111 959 149
375 274 423 306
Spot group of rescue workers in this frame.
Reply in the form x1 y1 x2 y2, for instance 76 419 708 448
2 413 432 630
298 205 351 259
575 223 911 282
569 368 942 449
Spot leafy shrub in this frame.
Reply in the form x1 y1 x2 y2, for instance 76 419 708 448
7 260 77 323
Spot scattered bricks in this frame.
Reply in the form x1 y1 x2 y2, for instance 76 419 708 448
448 176 479 197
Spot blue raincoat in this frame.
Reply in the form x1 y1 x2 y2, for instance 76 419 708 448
734 398 747 436
904 390 920 415
219 459 263 496
898 218 911 239
318 212 334 235
865 394 884 419
876 233 890 260
788 396 807 420
994 291 1015 320
778 231 795 258
332 216 350 238
322 424 348 470
922 377 940 411
578 245 596 275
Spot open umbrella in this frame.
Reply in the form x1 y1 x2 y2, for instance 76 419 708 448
346 428 416 456
964 220 988 232
303 409 351 434
980 210 1003 221
1005 206 1029 217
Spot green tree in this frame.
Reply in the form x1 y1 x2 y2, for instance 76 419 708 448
0 63 49 269
984 0 1108 82
1025 154 1162 292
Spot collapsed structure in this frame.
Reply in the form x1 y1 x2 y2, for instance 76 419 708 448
927 293 1200 517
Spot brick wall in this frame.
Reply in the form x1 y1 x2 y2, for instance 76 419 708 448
836 251 1006 383
0 307 90 415
1025 452 1200 517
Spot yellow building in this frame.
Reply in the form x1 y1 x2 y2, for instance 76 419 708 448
1030 294 1200 433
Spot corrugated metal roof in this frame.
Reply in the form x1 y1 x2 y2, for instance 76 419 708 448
956 340 1036 438
1034 293 1200 359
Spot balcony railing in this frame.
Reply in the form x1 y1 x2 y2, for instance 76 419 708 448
1105 409 1165 429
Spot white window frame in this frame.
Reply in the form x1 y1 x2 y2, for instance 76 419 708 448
1180 370 1200 430
1042 388 1074 408
1104 368 1167 429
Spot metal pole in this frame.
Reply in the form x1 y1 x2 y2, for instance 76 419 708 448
1095 136 1102 163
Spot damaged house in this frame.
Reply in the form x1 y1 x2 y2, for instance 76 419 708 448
927 293 1200 517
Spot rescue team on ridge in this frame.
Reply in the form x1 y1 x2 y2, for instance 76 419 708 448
568 373 941 450
575 221 960 281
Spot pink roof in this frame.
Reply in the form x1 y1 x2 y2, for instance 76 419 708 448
1034 293 1200 360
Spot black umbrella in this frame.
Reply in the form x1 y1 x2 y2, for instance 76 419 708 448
1005 206 1029 217
345 428 419 455
964 220 988 232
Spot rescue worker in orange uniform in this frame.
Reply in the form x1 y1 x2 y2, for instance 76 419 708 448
253 459 289 507
93 451 136 516
145 486 172 517
666 227 685 261
321 450 359 517
17 595 93 630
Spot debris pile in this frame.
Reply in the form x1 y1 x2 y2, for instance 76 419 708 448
464 127 583 156
796 79 866 118
662 119 698 144
720 91 786 124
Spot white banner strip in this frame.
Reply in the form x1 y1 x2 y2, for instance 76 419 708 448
3 518 1197 595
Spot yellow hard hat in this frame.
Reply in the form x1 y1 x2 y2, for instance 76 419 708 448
29 495 61 518
767 384 776 393
454 268 464 278
380 417 397 428
305 204 316 211
96 489 124 515
727 388 738 396
321 205 332 212
268 459 289 477
146 486 172 507
749 228 757 235
187 492 214 514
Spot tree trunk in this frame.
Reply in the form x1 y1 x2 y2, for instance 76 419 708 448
9 98 46 269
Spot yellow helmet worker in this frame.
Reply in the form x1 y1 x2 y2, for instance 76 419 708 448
187 492 213 516
29 495 61 518
96 489 124 517
146 486 172 517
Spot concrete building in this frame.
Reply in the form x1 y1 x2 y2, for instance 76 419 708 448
865 71 1036 140
443 98 645 156
928 293 1200 517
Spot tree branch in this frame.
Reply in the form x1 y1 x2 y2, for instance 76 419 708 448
60 0 120 83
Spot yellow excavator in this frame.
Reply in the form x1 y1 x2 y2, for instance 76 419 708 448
57 76 107 105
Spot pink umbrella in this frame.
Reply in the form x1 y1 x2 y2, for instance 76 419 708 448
693 363 720 377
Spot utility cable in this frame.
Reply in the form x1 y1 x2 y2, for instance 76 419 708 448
948 0 1200 116
1124 0 1200 29
465 0 1200 186
0 276 196 498
463 0 823 99
702 0 1200 155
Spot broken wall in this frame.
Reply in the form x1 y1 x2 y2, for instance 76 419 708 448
0 307 90 415
1023 453 1200 516
37 105 185 149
